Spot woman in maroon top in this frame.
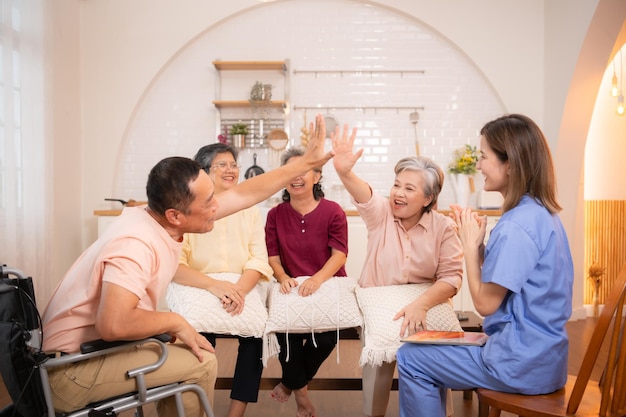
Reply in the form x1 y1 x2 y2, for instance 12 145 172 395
265 146 348 417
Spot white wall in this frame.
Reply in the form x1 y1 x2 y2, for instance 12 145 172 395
80 0 547 226
112 0 504 211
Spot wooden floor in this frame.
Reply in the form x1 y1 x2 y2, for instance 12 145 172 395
0 318 602 417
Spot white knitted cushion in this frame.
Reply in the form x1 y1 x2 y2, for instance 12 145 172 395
262 276 363 365
166 272 268 338
356 283 462 367
265 276 363 334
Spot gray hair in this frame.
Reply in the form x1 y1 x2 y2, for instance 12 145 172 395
394 156 444 212
193 143 239 172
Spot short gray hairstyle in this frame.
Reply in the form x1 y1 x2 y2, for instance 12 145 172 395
394 156 444 212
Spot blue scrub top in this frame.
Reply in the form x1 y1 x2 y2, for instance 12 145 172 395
481 195 573 394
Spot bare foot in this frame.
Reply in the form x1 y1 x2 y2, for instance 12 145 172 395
294 385 316 417
270 382 292 403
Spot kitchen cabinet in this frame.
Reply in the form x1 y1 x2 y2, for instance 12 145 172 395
212 60 290 148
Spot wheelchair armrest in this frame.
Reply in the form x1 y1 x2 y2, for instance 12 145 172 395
42 335 172 372
79 334 172 354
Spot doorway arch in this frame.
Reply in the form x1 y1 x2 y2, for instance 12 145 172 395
555 0 626 318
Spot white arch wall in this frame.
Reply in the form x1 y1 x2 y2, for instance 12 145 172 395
114 0 504 209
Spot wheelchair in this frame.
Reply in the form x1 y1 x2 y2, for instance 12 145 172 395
0 264 216 417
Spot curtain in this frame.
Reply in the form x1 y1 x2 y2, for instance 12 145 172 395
0 0 50 302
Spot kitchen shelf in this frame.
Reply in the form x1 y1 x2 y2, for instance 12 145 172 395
213 60 287 71
293 105 424 113
212 59 290 148
293 69 425 77
213 100 286 109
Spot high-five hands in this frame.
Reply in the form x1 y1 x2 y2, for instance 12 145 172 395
331 124 361 175
302 114 336 168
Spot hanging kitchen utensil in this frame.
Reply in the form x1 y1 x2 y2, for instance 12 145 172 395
323 113 338 138
410 111 420 156
104 198 146 207
245 153 265 179
268 129 289 151
300 109 310 146
267 129 289 169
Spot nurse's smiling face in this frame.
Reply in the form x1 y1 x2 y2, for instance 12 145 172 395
477 135 509 196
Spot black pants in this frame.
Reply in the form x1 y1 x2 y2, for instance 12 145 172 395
202 333 263 403
276 331 337 390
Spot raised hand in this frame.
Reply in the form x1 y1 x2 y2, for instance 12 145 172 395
302 114 335 169
331 123 361 175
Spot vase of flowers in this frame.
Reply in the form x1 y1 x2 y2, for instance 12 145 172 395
588 262 606 317
448 145 479 207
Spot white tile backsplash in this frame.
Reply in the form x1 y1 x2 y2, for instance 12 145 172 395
114 0 504 210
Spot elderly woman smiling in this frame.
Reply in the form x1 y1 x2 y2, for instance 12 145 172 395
331 125 464 417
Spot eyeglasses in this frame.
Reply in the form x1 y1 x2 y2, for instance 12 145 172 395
210 162 241 171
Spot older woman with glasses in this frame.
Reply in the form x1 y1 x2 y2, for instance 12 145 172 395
172 142 273 417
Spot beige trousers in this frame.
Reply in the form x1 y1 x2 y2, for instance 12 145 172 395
362 361 453 416
48 342 217 417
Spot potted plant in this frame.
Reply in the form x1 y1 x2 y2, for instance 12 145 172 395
230 123 248 148
447 144 480 207
448 144 479 175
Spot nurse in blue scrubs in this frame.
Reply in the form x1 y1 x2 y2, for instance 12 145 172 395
396 114 574 417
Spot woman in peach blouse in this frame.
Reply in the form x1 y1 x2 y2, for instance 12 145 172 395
331 125 463 417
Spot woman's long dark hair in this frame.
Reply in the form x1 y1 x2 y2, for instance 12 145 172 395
480 114 561 214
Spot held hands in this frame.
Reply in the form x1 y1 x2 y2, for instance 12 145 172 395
331 124 362 175
206 278 245 315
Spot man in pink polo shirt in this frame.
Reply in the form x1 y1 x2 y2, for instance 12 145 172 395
42 115 333 417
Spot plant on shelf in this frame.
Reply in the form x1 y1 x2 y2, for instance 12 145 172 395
230 123 249 136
